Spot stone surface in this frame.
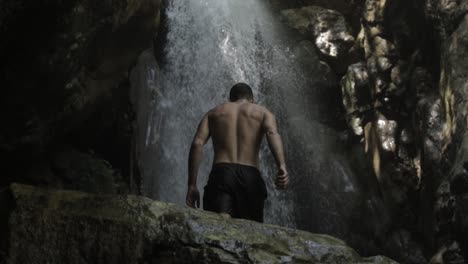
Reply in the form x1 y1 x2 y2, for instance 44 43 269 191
424 0 468 37
268 0 365 31
280 5 354 71
0 0 161 192
339 0 468 262
341 62 371 135
439 14 468 161
1 184 398 264
428 13 468 262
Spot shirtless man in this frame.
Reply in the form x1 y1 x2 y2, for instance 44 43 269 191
185 82 289 222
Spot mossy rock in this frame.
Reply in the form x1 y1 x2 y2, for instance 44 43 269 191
1 184 398 264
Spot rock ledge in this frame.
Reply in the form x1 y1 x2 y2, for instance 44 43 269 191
1 184 397 263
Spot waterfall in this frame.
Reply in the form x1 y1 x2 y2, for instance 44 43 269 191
131 0 369 235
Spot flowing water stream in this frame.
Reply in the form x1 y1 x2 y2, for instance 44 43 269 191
131 0 369 235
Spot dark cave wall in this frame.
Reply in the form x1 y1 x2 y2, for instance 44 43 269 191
0 0 161 193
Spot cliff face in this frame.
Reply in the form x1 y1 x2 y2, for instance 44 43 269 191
342 1 468 262
0 0 161 193
273 0 468 262
1 184 397 264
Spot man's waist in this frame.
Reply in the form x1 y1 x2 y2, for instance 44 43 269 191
213 154 258 166
212 162 260 172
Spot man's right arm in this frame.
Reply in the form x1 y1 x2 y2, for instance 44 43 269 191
262 110 289 189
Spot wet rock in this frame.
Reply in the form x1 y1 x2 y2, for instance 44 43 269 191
50 148 118 194
390 61 408 87
340 0 468 260
376 56 393 72
130 49 162 194
366 56 380 75
394 129 422 189
374 114 398 153
269 0 365 32
415 96 450 165
425 0 468 37
410 67 433 98
341 62 371 135
430 181 468 264
457 193 468 257
363 0 386 23
372 37 397 58
438 14 468 165
451 170 468 195
383 229 427 264
434 182 456 240
280 6 354 62
1 184 399 264
430 241 466 264
14 147 128 194
363 112 398 182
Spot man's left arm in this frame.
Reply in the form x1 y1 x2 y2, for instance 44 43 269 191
186 113 210 208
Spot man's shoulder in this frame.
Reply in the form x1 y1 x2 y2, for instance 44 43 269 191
205 103 227 118
207 102 271 116
208 103 227 114
243 104 273 123
252 104 272 116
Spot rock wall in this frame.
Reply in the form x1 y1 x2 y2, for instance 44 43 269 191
335 0 467 263
1 184 398 264
274 0 468 262
0 0 161 193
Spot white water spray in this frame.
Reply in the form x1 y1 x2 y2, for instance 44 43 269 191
132 0 364 232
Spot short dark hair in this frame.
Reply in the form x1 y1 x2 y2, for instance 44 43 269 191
229 83 253 101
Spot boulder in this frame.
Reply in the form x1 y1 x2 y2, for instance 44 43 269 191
0 184 398 264
280 6 354 66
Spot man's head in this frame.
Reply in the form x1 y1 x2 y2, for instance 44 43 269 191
229 83 254 102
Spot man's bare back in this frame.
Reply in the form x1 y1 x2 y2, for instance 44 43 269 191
209 101 266 167
185 83 288 222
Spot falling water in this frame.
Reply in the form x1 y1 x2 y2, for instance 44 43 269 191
132 0 368 235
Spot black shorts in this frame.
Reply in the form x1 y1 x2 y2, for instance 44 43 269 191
203 163 267 222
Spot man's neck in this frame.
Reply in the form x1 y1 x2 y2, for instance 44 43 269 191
231 99 252 104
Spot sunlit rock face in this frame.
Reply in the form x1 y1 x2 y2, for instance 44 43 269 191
268 0 365 30
338 0 468 262
429 12 468 263
1 184 399 264
341 62 371 136
280 6 355 73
